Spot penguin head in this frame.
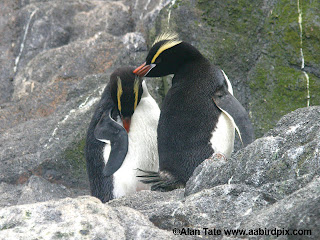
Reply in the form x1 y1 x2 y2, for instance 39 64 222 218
110 67 143 132
133 33 203 77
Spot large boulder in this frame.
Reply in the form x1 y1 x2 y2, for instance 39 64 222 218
0 196 177 240
0 0 169 206
110 107 320 239
186 106 320 197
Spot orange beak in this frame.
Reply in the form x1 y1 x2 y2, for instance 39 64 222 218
122 117 131 133
133 62 151 77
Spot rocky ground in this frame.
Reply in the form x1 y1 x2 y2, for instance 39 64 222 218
1 107 319 239
0 0 319 239
0 0 168 202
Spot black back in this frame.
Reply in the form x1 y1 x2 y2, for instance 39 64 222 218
85 83 114 202
157 53 225 183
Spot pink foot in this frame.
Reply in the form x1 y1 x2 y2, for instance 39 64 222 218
205 152 227 162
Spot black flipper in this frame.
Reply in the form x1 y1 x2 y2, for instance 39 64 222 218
136 168 184 192
94 107 128 177
212 92 254 147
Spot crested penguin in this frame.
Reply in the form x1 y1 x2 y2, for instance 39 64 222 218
134 33 254 191
85 67 160 202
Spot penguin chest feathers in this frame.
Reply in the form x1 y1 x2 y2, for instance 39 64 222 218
103 83 160 198
210 112 235 158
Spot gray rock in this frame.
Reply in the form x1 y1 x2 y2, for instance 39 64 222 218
0 73 107 186
110 184 270 231
109 189 185 230
109 107 320 239
0 182 23 208
17 175 84 205
241 177 320 240
0 196 176 240
0 0 18 103
0 175 89 208
185 106 320 197
0 0 167 207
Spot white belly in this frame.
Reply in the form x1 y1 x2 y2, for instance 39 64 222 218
110 83 160 198
210 110 235 159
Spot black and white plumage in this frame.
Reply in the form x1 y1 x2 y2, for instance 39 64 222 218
134 33 254 191
85 67 160 202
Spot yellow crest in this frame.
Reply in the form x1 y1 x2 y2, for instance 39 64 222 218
152 32 180 46
133 77 140 110
117 77 123 112
151 32 182 64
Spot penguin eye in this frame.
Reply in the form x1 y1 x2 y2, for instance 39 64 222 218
155 57 162 64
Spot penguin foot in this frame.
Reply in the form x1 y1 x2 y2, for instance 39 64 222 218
136 169 183 192
206 152 227 162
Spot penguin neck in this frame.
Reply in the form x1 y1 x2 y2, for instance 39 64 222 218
173 55 210 86
175 42 206 66
141 81 150 98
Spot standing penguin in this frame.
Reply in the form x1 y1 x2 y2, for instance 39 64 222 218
134 33 254 190
85 67 160 202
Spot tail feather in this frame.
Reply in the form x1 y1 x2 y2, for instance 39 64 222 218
136 168 184 191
